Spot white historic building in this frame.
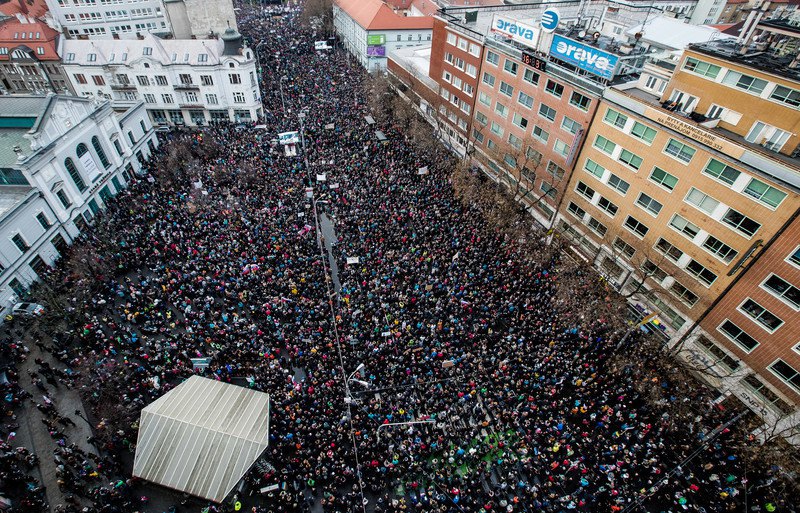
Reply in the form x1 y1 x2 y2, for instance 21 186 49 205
0 94 156 309
45 0 171 39
60 30 262 126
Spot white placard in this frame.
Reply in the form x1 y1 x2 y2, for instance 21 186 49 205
316 173 327 182
346 256 360 264
79 152 101 180
330 183 340 189
417 166 429 175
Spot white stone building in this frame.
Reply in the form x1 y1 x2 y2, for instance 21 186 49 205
60 30 262 126
0 94 156 309
334 0 434 71
44 0 171 39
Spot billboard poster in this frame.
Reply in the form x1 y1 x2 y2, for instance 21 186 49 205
549 34 619 79
367 34 385 45
490 14 539 49
367 45 386 57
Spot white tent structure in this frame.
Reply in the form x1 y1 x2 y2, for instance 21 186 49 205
133 376 270 503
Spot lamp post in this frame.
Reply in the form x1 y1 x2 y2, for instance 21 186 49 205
279 75 288 113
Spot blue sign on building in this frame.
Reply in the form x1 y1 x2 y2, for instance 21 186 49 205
541 8 559 33
549 34 619 79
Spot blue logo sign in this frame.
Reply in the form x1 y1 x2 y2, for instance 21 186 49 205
541 8 559 33
549 34 619 79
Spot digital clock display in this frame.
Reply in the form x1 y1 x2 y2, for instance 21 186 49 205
522 52 547 72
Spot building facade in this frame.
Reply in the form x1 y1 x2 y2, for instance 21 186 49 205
44 0 170 39
0 95 157 310
334 0 433 71
0 17 72 95
60 30 262 126
162 0 238 40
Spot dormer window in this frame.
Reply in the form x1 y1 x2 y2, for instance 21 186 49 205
198 53 208 62
143 47 153 56
87 53 97 62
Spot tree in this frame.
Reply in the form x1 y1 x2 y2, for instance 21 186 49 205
300 0 334 36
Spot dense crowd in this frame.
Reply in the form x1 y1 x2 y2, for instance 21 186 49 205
0 1 795 513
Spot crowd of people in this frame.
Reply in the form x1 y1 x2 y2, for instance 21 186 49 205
0 1 795 513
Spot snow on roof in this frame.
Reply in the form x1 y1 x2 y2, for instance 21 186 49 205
132 376 270 503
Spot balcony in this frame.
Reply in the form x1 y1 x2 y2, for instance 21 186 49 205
110 81 136 90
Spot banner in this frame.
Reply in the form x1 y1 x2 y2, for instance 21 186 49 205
278 131 299 145
367 34 385 45
79 152 101 181
549 35 618 79
367 45 386 57
491 14 539 49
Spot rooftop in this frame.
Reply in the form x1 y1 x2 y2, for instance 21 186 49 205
389 44 437 90
335 0 434 30
0 16 60 61
0 185 33 219
689 38 800 83
0 0 49 18
625 16 733 51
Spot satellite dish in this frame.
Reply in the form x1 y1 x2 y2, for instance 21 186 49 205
634 32 644 40
593 31 601 40
578 30 587 38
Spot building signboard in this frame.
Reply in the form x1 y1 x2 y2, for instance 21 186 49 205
367 34 385 45
549 35 618 79
367 45 386 57
490 14 539 50
642 107 746 159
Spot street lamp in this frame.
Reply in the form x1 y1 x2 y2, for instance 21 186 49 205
279 75 288 113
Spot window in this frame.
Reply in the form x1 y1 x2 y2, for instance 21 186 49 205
229 73 241 84
499 81 514 97
64 157 86 192
56 190 71 208
695 336 740 372
769 85 800 108
788 246 800 267
201 75 213 86
655 238 684 262
670 214 699 239
587 216 607 236
668 281 698 306
685 188 719 214
466 64 477 77
185 91 198 103
707 104 726 120
601 257 623 279
179 73 193 85
92 75 105 86
504 153 517 167
624 215 649 237
743 178 786 208
686 260 718 286
567 202 586 219
769 360 800 394
233 92 246 103
762 274 800 309
494 102 508 118
607 174 629 195
575 181 595 200
527 147 543 166
198 53 208 63
593 135 616 155
503 59 518 75
613 237 635 258
539 104 556 121
523 68 540 85
561 116 580 135
545 79 563 98
546 162 565 179
143 47 153 56
722 208 761 237
442 71 452 83
630 122 656 144
553 139 570 157
682 57 721 78
508 133 522 150
703 159 740 185
136 75 149 86
512 113 528 130
604 108 627 129
740 298 783 331
486 51 499 65
619 149 642 170
743 374 793 415
161 93 174 104
446 32 457 45
475 111 488 126
518 91 533 108
87 53 97 62
89 136 109 169
597 196 618 217
703 235 738 263
649 167 677 190
584 159 605 179
541 181 558 199
12 234 29 252
490 122 503 137
664 139 696 163
642 260 668 282
722 70 767 94
745 122 790 152
74 73 87 85
482 72 495 87
569 92 590 111
532 125 549 143
636 193 662 216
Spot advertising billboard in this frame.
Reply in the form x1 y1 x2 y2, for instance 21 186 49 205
549 34 619 79
367 45 386 57
367 34 385 45
490 14 539 50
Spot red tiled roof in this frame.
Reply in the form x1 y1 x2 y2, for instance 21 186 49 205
0 18 60 61
336 0 434 30
0 0 49 18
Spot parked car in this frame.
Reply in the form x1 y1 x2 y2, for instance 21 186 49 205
12 302 44 316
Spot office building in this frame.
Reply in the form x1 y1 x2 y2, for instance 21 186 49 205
0 16 72 94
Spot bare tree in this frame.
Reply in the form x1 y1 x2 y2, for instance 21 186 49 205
300 0 334 35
